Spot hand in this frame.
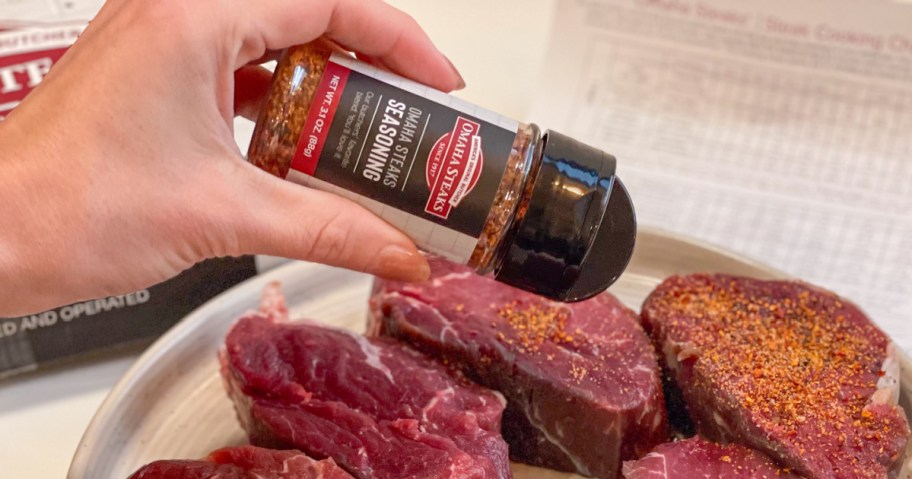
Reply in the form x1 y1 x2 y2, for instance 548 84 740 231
0 0 462 316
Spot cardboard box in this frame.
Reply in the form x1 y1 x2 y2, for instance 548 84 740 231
0 20 85 119
0 257 259 378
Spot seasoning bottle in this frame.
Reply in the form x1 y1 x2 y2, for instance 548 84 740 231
247 42 636 302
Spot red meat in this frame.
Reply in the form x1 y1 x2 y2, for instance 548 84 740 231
220 284 511 479
641 274 910 479
622 437 801 479
371 259 668 479
127 445 353 478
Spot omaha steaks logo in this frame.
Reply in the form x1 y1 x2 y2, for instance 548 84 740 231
425 116 483 219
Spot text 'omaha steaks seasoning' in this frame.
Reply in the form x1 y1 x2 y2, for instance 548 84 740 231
247 42 636 301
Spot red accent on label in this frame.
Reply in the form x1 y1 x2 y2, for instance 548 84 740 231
0 47 67 118
291 61 351 176
425 116 484 219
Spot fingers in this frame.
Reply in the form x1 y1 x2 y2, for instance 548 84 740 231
221 163 430 282
234 65 274 122
246 0 464 92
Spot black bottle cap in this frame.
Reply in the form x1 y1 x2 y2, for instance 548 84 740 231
494 130 637 302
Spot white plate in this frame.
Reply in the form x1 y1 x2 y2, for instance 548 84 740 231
68 228 912 479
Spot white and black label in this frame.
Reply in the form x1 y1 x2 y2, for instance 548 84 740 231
287 53 519 263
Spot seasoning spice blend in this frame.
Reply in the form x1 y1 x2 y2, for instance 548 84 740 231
247 42 636 301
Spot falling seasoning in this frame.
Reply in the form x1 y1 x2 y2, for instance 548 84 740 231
247 42 636 301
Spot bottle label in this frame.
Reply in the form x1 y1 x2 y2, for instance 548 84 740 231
287 53 519 263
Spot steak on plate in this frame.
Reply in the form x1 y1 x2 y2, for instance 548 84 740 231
220 283 511 479
641 274 910 479
370 258 668 479
621 437 801 479
127 445 354 478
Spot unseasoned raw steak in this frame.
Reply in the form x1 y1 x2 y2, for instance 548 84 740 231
128 445 353 479
642 274 910 479
370 259 668 479
622 437 801 479
221 284 511 479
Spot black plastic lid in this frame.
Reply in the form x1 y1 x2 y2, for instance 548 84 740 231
494 130 637 302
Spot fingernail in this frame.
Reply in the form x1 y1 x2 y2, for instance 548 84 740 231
375 244 431 282
444 55 466 90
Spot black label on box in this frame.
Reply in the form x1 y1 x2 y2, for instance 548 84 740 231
0 256 257 377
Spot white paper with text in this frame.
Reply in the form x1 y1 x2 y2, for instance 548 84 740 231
531 0 912 352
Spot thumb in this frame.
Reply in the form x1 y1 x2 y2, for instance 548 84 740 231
222 163 430 282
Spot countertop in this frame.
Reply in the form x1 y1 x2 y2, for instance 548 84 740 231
0 1 555 477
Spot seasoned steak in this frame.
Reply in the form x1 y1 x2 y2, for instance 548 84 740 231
370 259 668 479
641 274 910 479
127 445 353 479
221 284 511 479
622 437 801 479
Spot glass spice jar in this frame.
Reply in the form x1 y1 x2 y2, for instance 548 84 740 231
247 41 636 301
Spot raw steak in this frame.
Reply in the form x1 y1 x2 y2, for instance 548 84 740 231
370 259 668 479
220 284 511 479
622 437 801 479
641 274 910 479
127 445 353 478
